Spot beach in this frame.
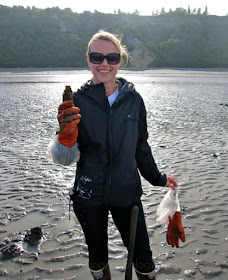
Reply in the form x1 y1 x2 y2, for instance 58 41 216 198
0 68 228 279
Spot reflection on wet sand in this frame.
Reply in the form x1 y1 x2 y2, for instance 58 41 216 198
0 69 228 279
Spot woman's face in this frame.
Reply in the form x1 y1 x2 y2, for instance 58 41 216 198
87 39 120 86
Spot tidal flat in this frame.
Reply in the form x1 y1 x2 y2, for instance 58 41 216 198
0 68 228 279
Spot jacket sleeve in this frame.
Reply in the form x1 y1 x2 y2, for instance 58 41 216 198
48 135 80 166
136 100 167 186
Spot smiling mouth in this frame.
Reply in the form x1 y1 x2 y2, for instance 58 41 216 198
99 70 110 73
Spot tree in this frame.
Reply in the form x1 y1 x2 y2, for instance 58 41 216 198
188 6 191 15
204 6 208 16
133 9 140 15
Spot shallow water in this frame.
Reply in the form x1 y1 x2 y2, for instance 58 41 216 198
0 68 228 279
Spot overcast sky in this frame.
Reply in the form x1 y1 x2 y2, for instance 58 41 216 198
0 0 227 16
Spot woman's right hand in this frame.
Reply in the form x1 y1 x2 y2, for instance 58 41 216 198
57 100 81 148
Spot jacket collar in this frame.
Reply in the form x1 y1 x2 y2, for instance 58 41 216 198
78 77 135 108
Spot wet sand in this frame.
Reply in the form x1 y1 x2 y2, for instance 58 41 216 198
0 69 228 279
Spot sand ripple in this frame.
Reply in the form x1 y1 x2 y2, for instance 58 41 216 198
0 69 228 279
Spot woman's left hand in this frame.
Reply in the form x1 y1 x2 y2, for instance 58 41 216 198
165 175 178 190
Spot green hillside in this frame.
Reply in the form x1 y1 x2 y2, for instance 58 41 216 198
0 5 228 68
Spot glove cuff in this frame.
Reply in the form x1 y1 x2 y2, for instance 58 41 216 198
58 128 78 148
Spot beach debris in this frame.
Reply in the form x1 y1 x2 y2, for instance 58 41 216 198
184 269 196 277
24 227 43 245
158 250 176 261
0 227 44 261
195 248 208 254
0 242 23 259
212 152 220 158
0 269 8 276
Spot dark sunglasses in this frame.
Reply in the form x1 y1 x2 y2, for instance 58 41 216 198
89 52 120 65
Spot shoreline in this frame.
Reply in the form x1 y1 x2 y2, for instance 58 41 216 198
0 67 228 74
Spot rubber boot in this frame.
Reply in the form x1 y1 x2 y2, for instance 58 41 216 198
90 264 111 280
135 269 157 280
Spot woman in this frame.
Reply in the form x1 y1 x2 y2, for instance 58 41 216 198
49 30 178 280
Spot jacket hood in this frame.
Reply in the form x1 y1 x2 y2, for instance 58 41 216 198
115 77 135 105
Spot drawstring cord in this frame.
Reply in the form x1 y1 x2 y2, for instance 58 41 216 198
68 188 74 220
69 198 71 220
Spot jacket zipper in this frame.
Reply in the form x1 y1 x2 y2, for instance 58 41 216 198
107 108 113 205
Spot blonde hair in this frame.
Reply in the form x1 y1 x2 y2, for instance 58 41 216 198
87 30 129 67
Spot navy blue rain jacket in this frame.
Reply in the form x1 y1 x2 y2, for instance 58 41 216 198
72 77 167 206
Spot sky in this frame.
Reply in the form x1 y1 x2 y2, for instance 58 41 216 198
0 0 227 16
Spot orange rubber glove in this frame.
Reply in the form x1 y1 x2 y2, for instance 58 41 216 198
166 211 185 248
57 100 81 148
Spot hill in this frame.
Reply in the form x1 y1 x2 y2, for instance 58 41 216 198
0 5 228 68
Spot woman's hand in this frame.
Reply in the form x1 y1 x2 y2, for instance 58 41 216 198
57 100 81 148
165 175 178 190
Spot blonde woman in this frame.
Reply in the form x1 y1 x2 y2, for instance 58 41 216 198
49 30 178 280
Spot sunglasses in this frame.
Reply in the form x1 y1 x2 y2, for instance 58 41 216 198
89 52 120 65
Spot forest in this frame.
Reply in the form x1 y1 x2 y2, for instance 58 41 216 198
0 5 228 68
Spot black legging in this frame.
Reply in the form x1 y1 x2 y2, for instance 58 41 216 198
72 199 155 273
